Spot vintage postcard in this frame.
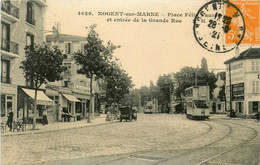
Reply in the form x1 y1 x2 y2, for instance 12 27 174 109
1 0 260 165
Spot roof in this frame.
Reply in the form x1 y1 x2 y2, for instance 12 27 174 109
46 33 87 42
224 48 260 64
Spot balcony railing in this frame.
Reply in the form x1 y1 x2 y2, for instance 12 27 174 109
1 77 11 84
1 38 19 55
1 1 19 19
26 16 36 26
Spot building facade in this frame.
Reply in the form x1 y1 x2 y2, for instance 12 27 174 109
45 33 101 121
225 48 260 117
1 0 49 123
212 73 226 114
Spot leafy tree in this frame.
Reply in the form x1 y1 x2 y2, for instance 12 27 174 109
201 57 208 71
74 24 118 122
157 74 174 113
120 89 141 107
174 66 217 100
217 72 226 101
20 44 64 130
106 62 134 106
139 86 150 106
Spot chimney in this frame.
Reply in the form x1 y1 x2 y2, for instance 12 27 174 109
235 47 240 58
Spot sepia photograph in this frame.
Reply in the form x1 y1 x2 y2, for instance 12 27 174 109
1 0 260 164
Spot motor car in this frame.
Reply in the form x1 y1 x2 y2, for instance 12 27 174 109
119 106 137 122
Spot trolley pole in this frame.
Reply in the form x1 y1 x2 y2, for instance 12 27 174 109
229 63 232 118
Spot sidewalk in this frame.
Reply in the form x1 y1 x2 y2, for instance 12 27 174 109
1 114 118 136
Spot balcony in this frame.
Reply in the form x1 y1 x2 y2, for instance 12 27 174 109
26 16 36 26
1 38 19 58
1 77 11 84
1 1 20 22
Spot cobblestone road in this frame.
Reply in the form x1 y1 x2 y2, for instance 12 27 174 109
1 114 260 165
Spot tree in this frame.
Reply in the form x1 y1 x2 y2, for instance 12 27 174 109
20 44 64 130
106 62 134 106
201 57 208 71
74 24 119 122
217 72 226 101
139 86 150 106
174 66 217 100
157 74 174 113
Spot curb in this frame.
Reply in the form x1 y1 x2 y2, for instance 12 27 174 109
1 120 119 137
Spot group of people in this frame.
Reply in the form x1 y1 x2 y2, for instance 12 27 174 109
5 108 48 131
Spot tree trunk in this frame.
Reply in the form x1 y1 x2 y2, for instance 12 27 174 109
87 74 93 123
33 89 38 130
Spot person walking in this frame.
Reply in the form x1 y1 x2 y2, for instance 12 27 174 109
7 108 13 131
42 109 48 125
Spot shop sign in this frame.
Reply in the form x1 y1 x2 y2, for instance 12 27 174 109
73 85 90 93
232 83 244 101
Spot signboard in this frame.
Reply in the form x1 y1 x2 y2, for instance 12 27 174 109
232 83 244 101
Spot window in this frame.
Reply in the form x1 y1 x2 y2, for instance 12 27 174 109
1 22 10 51
65 43 71 54
26 78 34 87
252 61 259 72
63 63 71 75
26 2 35 25
252 80 259 93
26 33 34 49
218 104 221 110
64 80 70 87
1 60 10 83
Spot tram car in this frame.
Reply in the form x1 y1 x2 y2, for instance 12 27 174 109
185 86 210 120
144 100 159 114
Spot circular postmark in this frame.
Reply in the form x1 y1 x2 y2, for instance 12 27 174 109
193 0 245 53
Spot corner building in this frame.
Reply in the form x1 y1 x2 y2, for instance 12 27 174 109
46 33 101 122
1 0 48 123
225 48 260 117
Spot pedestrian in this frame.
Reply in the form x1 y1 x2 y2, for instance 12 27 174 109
6 108 13 131
42 109 48 125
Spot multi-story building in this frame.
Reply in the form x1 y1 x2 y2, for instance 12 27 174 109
212 73 226 114
1 0 49 123
45 32 101 121
224 47 260 117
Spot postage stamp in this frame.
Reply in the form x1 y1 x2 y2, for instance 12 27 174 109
226 0 260 45
193 0 253 53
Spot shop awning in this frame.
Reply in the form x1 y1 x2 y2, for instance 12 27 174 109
62 94 81 102
21 88 53 105
171 103 181 107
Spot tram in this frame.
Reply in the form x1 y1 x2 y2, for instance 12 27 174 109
144 100 159 114
185 86 210 120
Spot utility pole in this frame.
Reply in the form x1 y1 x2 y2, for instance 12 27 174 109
228 63 232 118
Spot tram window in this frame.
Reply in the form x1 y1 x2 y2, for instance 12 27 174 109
194 101 208 108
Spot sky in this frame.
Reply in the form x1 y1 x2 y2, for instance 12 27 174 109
44 0 254 88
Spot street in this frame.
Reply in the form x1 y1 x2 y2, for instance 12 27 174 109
1 114 260 165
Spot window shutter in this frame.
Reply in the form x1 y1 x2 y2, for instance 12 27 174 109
256 81 259 93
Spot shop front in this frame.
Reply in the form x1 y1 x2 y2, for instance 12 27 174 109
61 93 81 122
18 87 54 123
1 83 17 122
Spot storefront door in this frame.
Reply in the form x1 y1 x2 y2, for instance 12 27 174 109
1 94 14 118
